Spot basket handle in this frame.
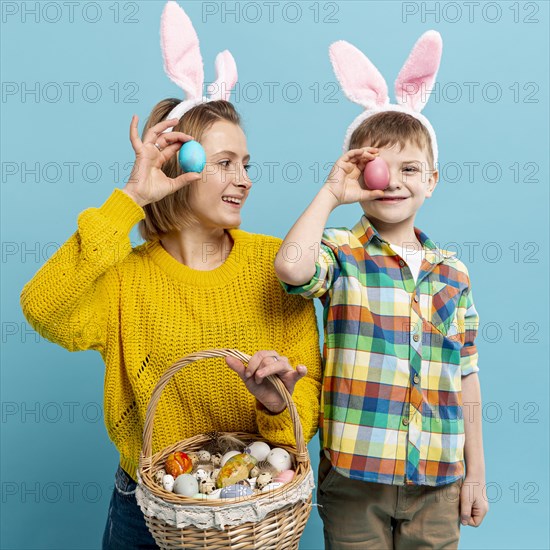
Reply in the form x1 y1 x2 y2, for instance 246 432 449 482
140 348 308 466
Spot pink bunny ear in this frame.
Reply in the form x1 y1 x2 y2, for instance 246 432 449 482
394 30 442 112
208 50 238 101
329 40 389 109
160 1 204 100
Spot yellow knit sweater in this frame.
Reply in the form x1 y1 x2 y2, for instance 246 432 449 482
20 189 322 481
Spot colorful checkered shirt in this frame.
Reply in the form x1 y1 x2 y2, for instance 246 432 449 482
281 215 480 486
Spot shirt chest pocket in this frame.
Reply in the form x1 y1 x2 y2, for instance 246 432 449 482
427 281 462 337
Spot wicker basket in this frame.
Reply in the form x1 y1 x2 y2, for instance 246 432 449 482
137 349 314 549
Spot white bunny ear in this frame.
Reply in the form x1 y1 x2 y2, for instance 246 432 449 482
329 40 389 109
160 1 204 100
394 30 442 112
208 50 238 101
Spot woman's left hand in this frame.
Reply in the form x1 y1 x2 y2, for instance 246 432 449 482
225 351 307 414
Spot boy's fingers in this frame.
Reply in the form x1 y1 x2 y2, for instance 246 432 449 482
359 189 385 202
460 494 473 526
347 147 378 158
471 504 488 527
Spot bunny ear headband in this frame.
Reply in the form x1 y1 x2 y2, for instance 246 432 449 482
329 30 442 166
160 1 238 134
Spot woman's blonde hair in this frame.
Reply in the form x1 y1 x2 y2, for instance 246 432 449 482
137 99 242 242
349 111 434 170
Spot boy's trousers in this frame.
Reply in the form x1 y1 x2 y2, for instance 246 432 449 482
317 453 462 550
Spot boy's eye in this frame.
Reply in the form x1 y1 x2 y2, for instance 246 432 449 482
403 166 418 173
244 164 251 172
219 160 231 168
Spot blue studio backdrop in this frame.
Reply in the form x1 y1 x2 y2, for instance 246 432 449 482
1 1 549 549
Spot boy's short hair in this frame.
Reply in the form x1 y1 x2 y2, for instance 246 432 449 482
137 99 242 242
348 111 435 170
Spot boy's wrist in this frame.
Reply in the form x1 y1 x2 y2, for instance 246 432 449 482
465 464 485 473
464 460 486 478
317 186 340 212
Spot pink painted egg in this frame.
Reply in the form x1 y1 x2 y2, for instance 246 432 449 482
273 469 295 484
363 157 390 190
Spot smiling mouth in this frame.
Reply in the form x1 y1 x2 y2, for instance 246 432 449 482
377 197 408 201
222 196 242 206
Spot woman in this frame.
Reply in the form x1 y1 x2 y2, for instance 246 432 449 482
20 98 322 549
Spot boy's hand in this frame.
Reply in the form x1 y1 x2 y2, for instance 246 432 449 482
323 147 385 206
460 475 489 527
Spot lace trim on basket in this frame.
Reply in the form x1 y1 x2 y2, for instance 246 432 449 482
135 469 315 530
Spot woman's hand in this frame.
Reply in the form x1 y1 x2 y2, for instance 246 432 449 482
225 351 307 414
122 115 202 207
323 147 385 207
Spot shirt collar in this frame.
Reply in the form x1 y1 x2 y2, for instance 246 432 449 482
350 215 456 263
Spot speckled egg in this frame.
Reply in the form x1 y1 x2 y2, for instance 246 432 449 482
199 478 216 495
173 474 199 497
247 477 257 490
197 450 211 463
255 472 273 490
154 468 167 486
211 453 222 467
194 468 210 481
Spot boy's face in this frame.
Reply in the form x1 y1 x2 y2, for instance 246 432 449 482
358 140 438 228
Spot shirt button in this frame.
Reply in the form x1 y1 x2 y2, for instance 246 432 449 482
402 418 409 426
413 374 420 384
413 334 420 342
399 259 405 267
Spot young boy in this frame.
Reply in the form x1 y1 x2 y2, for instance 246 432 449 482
275 34 488 550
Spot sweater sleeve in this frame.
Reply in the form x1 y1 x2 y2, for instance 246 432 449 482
20 189 145 353
255 292 322 446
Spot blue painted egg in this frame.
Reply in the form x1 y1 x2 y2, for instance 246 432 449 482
220 483 254 499
178 140 206 173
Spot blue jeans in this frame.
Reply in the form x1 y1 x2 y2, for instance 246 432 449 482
102 465 159 549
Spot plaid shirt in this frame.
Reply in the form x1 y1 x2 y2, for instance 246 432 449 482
281 215 480 486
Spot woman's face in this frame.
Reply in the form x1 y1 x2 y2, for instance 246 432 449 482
187 120 252 230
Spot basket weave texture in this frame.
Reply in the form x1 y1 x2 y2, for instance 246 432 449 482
136 349 314 549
